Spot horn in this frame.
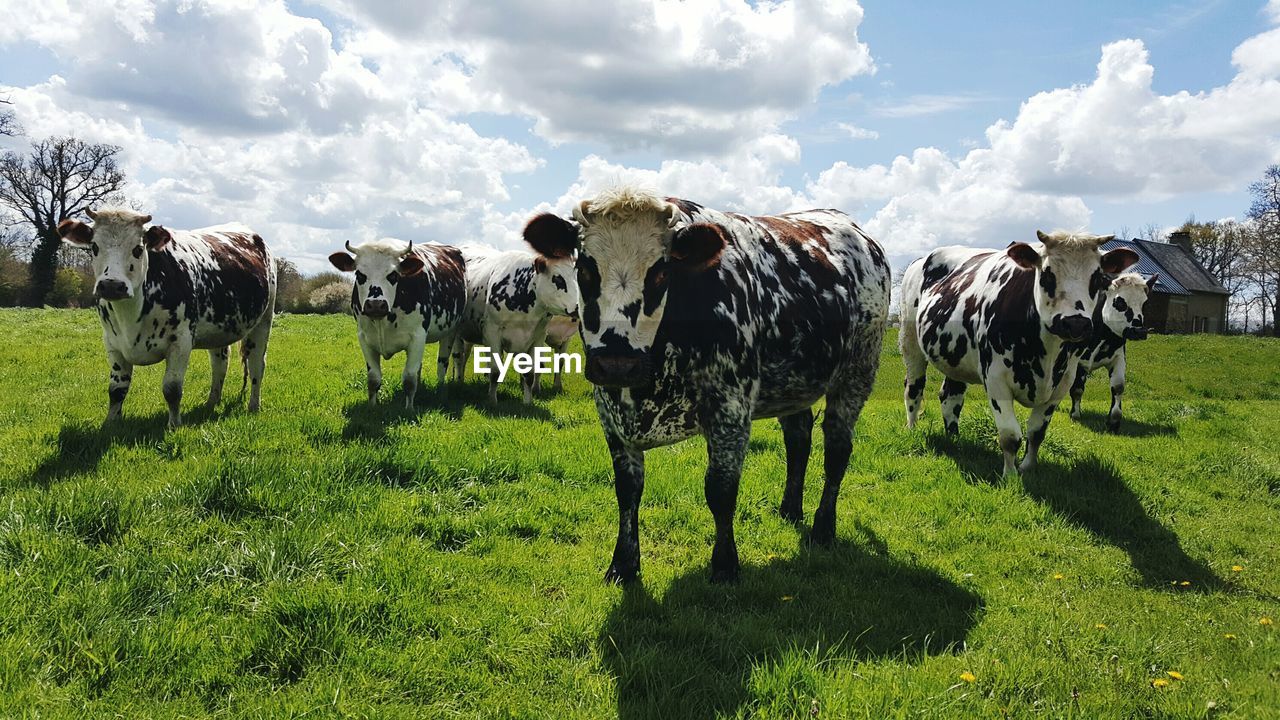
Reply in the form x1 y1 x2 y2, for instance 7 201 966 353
86 208 98 220
404 240 413 257
345 240 356 254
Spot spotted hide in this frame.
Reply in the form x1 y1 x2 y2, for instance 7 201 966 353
443 244 578 405
522 187 891 583
1067 272 1157 431
899 232 1139 475
328 239 467 408
57 208 276 428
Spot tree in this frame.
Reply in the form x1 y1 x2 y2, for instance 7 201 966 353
275 258 305 312
0 137 127 306
1246 165 1280 336
1176 217 1255 325
0 97 18 137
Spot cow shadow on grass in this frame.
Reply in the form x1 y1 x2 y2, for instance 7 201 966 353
339 381 552 442
24 406 219 487
1069 409 1177 438
927 432 1223 592
598 535 982 719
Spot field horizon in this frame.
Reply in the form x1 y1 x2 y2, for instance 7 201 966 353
1 308 1277 718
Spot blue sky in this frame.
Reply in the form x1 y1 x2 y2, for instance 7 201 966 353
2 0 1278 272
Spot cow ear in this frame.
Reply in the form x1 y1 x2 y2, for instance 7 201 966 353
523 213 578 259
1146 272 1159 291
143 225 172 251
329 252 356 272
669 223 726 272
1101 247 1139 273
1006 241 1041 270
398 253 425 277
57 219 94 247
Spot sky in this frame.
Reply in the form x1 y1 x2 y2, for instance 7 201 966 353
1 0 1278 274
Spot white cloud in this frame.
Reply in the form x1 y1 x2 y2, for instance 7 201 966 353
872 93 989 118
836 122 879 140
321 0 876 153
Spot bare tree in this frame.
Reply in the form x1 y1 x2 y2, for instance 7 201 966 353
1246 165 1280 336
0 98 19 137
1138 222 1165 243
0 137 127 306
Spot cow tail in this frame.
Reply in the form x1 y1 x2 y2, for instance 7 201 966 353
239 340 250 395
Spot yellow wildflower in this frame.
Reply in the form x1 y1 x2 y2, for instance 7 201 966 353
1053 573 1064 581
1167 671 1184 681
1179 580 1191 587
1231 565 1243 573
1095 623 1107 629
1151 679 1169 688
1261 617 1273 626
1224 634 1237 639
780 595 795 602
959 671 976 683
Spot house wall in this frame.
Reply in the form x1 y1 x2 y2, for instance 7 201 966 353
1143 293 1228 334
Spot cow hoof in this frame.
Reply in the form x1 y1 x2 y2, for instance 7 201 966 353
604 564 639 585
709 563 740 584
810 517 836 546
779 502 804 524
1107 421 1121 433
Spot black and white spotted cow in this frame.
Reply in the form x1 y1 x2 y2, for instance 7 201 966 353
900 231 1139 475
522 187 890 583
328 239 467 407
57 208 276 428
444 244 578 404
1068 272 1157 430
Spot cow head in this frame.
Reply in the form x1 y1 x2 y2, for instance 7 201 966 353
523 188 724 389
58 207 168 302
1006 231 1139 342
1100 273 1157 341
530 251 579 320
328 239 424 319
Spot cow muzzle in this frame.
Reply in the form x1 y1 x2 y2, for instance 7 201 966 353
1050 314 1093 342
95 279 130 301
585 350 651 389
1123 326 1149 341
362 299 389 318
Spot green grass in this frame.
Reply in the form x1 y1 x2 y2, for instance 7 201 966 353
1 308 1278 718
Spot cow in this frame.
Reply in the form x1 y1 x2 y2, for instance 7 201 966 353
327 239 467 407
56 208 276 428
444 244 578 404
542 314 580 393
1068 272 1158 430
899 231 1140 475
522 187 891 583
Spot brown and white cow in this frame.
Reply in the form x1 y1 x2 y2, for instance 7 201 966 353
900 232 1139 475
58 208 276 428
328 239 467 407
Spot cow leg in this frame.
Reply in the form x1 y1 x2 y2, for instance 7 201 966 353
1107 353 1126 432
435 338 450 388
105 349 132 424
163 334 193 428
402 332 427 409
552 340 568 393
521 370 536 405
1019 402 1058 473
362 342 382 405
243 308 273 413
986 386 1022 476
901 320 928 430
1069 364 1088 420
207 346 229 407
604 432 645 585
939 378 966 435
703 411 751 582
778 408 814 523
451 340 470 384
813 383 870 546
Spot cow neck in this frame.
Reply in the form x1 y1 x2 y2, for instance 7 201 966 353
101 292 146 331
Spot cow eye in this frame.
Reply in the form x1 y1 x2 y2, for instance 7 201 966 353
355 270 367 285
132 246 144 259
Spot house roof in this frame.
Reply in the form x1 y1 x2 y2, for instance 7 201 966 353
1100 238 1230 297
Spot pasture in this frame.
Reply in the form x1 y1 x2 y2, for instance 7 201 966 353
1 308 1277 718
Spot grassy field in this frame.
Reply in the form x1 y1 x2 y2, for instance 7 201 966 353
1 308 1278 718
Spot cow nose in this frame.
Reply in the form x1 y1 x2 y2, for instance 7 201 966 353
585 351 649 388
1054 314 1093 341
362 299 389 318
1125 326 1149 341
95 279 129 300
